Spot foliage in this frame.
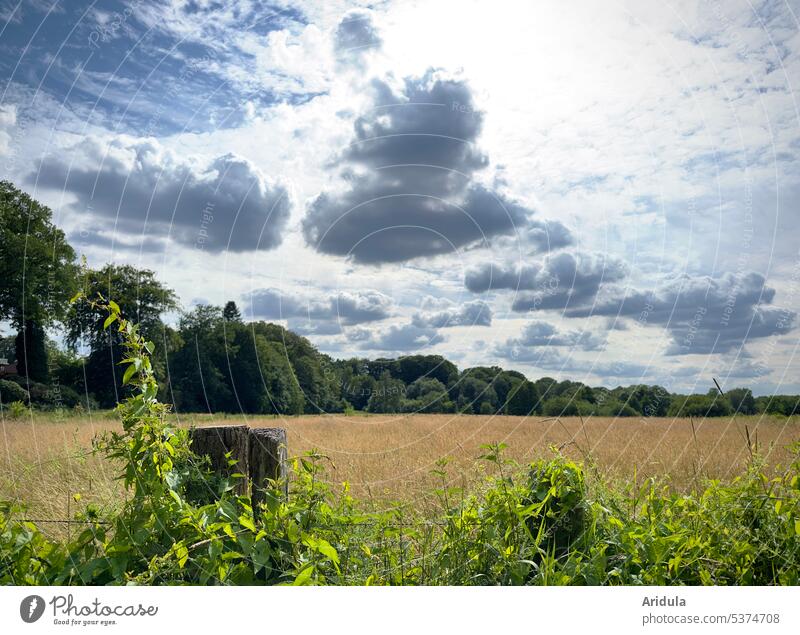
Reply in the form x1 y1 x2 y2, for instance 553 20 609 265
542 396 580 417
5 400 28 419
367 371 405 413
401 377 453 413
0 181 78 329
229 327 304 415
668 394 733 417
223 301 242 323
15 320 49 382
65 264 179 407
755 395 800 416
728 387 757 415
0 378 28 404
506 380 539 416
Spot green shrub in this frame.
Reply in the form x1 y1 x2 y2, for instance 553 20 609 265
668 394 732 417
596 400 639 417
7 400 27 419
0 378 28 405
543 396 579 417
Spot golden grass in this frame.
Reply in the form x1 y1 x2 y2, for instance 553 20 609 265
2 411 799 533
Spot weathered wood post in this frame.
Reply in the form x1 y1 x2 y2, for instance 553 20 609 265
188 425 288 508
248 427 288 509
189 425 250 496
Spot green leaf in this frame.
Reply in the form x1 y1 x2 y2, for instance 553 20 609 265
293 565 314 586
238 515 257 533
122 363 137 386
103 313 118 329
175 543 188 569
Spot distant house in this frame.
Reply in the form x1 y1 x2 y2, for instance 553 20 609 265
0 359 17 376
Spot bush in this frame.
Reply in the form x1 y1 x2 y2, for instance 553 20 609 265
543 396 579 417
479 401 494 415
0 378 28 405
596 400 639 417
668 394 732 417
25 382 81 409
7 400 28 418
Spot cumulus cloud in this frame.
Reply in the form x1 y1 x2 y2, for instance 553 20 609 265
334 9 382 68
0 104 16 155
302 70 558 264
245 288 394 329
520 220 574 253
565 272 795 354
354 322 445 351
68 228 169 254
412 298 492 328
31 136 291 253
493 320 605 364
465 252 627 312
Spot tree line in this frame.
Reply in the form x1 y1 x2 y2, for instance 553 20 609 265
1 180 798 419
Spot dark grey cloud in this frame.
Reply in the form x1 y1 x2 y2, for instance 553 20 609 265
494 342 647 379
354 322 445 351
493 320 605 364
465 252 627 312
565 272 795 354
302 71 559 264
334 10 382 67
412 298 492 328
68 228 169 254
522 220 574 253
246 287 393 327
719 357 771 378
31 136 291 253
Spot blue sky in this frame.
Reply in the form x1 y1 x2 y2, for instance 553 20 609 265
2 0 799 395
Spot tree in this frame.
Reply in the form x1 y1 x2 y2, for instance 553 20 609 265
250 321 344 413
396 355 459 386
727 387 756 415
14 322 47 381
67 264 178 406
223 301 242 323
402 377 453 413
168 305 235 413
534 377 558 399
229 326 304 414
506 380 539 416
668 394 732 417
343 373 376 411
0 181 78 381
542 396 579 417
0 335 15 363
456 376 497 414
367 371 405 413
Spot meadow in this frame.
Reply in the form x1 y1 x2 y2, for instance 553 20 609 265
2 410 798 532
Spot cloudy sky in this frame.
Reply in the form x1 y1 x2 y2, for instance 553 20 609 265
1 0 799 394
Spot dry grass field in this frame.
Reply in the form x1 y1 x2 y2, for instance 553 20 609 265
2 411 799 534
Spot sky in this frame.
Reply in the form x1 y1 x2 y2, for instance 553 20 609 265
1 0 799 395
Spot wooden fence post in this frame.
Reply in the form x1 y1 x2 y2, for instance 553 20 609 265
189 425 250 496
248 427 288 509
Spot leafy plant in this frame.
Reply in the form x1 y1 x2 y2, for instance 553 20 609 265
6 400 27 419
